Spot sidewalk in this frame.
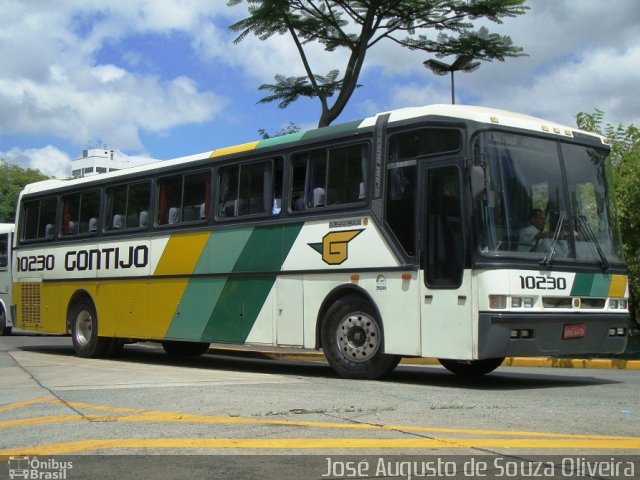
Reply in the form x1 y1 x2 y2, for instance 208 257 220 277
208 344 640 370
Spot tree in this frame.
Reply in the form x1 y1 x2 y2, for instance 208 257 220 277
258 121 302 139
228 0 528 127
576 110 640 326
0 160 49 223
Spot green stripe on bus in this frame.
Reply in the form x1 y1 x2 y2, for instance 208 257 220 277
570 273 613 297
199 223 303 342
299 120 363 141
166 223 303 342
200 276 275 342
194 227 254 274
232 224 291 272
257 132 305 149
254 119 364 150
165 277 226 340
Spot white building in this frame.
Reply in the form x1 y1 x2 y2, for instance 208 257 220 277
71 148 157 178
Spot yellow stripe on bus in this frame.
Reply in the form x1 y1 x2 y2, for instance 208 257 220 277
154 231 210 276
608 274 627 297
209 141 259 158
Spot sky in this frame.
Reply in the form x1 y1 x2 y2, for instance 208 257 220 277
1 0 639 178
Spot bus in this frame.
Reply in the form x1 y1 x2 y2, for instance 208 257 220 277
11 104 630 379
1 223 15 335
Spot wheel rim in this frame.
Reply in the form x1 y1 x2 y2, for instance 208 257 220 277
336 312 380 362
74 310 93 347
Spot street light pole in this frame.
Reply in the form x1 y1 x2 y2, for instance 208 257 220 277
423 55 481 104
450 70 455 104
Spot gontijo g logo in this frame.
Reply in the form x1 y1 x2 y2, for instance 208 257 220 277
308 229 364 265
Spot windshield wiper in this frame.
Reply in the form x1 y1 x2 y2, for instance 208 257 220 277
539 211 565 268
578 215 610 270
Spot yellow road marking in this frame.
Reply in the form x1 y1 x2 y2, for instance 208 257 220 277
1 437 639 456
0 396 54 412
2 396 639 454
3 397 636 441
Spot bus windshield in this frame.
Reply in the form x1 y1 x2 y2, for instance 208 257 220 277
473 131 624 266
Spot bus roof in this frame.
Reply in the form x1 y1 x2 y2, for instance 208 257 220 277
20 104 607 196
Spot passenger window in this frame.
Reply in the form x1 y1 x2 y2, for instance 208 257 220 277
61 191 100 236
157 172 210 225
290 143 367 211
0 233 8 268
106 181 151 231
157 175 182 225
22 198 58 241
218 160 279 218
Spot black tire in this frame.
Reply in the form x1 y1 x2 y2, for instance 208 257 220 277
0 309 11 336
162 340 210 357
438 357 504 376
70 300 111 358
321 294 400 379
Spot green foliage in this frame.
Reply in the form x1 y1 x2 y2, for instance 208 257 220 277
229 0 528 127
0 160 49 222
576 110 640 325
258 122 301 139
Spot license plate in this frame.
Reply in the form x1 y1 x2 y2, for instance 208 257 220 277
563 323 586 339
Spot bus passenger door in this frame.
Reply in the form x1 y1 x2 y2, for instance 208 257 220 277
420 163 474 359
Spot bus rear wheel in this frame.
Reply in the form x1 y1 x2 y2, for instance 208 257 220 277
162 341 211 357
71 300 111 358
321 295 400 380
438 357 504 376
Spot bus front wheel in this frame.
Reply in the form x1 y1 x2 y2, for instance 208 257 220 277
321 295 400 380
438 357 504 376
71 300 111 358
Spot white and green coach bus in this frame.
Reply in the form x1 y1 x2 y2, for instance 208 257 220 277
11 104 630 378
1 223 15 335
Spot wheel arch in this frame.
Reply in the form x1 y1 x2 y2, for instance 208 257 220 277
66 289 95 334
314 284 385 350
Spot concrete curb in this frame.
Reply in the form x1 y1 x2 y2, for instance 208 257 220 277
208 346 640 370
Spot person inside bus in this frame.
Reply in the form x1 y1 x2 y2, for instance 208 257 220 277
292 192 305 211
519 209 549 251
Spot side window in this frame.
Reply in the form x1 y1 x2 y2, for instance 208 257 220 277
425 166 464 288
386 164 417 256
218 160 278 218
183 173 211 222
106 185 127 230
0 233 8 268
157 172 210 225
327 145 366 205
61 191 100 236
157 175 182 225
128 182 151 228
106 181 151 231
23 198 58 241
290 143 367 211
391 128 461 160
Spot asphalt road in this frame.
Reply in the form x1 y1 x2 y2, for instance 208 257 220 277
1 331 639 479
